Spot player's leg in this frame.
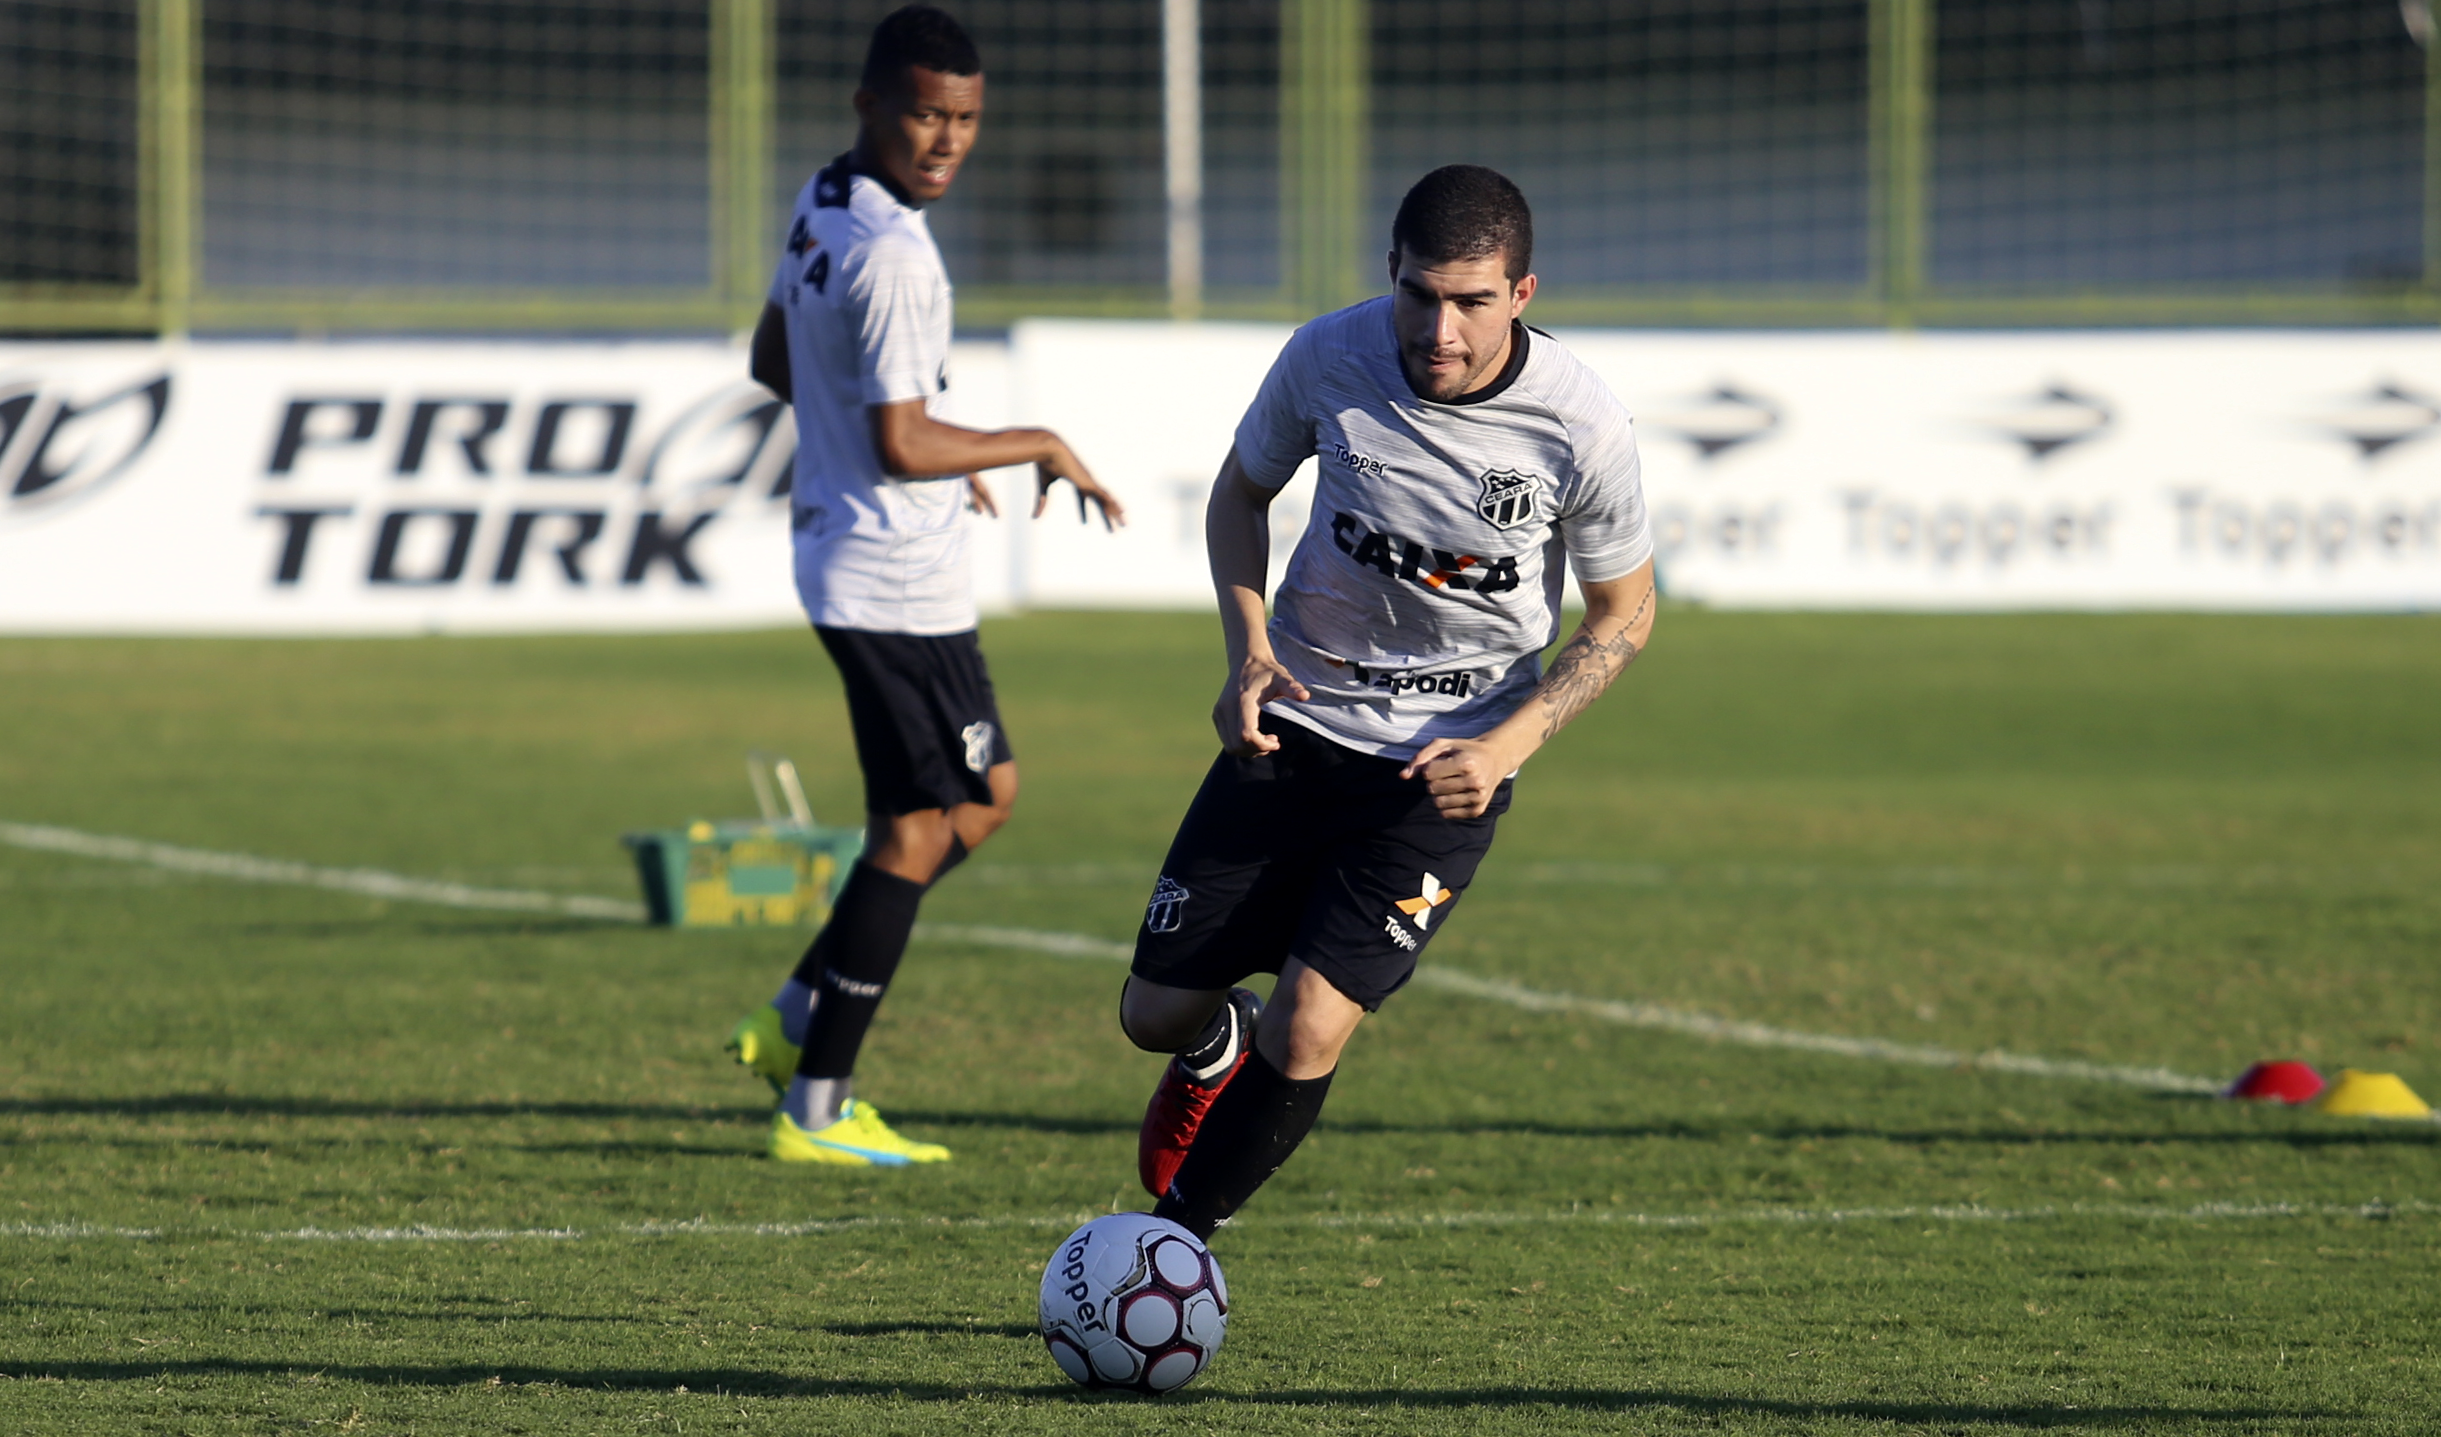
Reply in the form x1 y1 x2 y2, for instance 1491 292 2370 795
757 629 1008 1164
936 757 1017 880
1122 976 1266 1198
1124 719 1325 1196
1151 749 1515 1237
776 753 1007 1124
1150 960 1360 1239
751 756 1015 1081
730 627 934 1096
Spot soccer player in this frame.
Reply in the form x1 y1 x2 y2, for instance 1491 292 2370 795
728 5 1125 1167
1120 165 1655 1236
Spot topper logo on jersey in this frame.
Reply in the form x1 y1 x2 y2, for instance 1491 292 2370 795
252 382 794 590
1475 469 1542 530
1330 443 1390 479
0 372 172 522
1330 512 1521 595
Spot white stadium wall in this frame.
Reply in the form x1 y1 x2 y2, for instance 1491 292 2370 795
1 326 2437 633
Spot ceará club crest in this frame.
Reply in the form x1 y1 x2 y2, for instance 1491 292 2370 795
1475 468 1542 530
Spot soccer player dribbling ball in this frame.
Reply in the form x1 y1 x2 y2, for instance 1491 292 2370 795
1123 165 1656 1237
729 6 1125 1166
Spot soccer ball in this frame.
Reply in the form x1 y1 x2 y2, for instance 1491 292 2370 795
1038 1213 1227 1394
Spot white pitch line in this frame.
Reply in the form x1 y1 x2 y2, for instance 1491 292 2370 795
0 821 646 922
3 821 2229 1094
4 1199 2428 1245
916 923 1132 961
910 928 2223 1094
1407 967 2225 1094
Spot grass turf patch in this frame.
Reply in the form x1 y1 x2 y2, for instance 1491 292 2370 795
3 609 2439 1433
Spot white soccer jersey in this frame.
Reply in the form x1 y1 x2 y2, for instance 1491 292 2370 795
769 156 973 635
1236 297 1652 760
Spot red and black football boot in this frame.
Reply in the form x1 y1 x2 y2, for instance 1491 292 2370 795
1138 986 1264 1198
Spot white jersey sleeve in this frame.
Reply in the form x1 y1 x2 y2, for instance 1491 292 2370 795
1546 366 1652 584
1231 324 1325 489
846 227 952 409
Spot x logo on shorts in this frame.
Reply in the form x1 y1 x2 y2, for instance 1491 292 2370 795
1395 872 1455 930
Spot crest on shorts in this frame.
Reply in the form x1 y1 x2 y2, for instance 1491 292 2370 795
960 720 996 775
1475 468 1542 531
1146 875 1190 934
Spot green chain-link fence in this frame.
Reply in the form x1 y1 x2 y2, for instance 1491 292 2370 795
3 0 2436 334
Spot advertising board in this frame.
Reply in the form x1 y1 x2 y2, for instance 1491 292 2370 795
4 325 2436 632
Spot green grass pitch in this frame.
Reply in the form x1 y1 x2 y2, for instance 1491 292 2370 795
4 609 2439 1435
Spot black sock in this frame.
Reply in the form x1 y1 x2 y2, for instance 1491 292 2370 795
1152 1048 1332 1240
930 834 970 883
1175 995 1244 1083
793 863 927 1080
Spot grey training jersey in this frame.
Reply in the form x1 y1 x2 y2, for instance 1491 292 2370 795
1235 297 1652 760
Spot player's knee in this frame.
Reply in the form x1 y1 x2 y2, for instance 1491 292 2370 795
983 762 1019 826
865 810 957 882
1256 975 1363 1079
1119 980 1209 1052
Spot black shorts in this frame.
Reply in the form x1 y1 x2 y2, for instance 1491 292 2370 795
816 625 1014 817
1130 716 1511 1011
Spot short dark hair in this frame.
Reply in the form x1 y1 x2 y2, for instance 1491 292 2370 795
1390 165 1534 283
860 6 982 95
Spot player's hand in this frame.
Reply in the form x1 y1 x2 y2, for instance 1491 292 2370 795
1400 736 1520 819
964 473 999 517
1214 653 1310 757
1032 440 1126 531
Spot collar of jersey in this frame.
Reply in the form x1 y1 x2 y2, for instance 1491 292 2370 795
1401 318 1532 408
835 150 919 210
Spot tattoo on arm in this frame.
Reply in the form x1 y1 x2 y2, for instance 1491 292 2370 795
1529 587 1650 741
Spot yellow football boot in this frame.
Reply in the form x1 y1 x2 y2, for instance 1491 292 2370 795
768 1101 951 1166
725 1006 800 1098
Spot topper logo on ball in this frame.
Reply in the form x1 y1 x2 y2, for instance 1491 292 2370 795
1039 1214 1226 1395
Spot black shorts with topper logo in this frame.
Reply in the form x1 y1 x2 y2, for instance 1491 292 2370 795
816 625 1014 817
1130 714 1511 1011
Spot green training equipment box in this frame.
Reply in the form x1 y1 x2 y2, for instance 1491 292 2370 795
623 754 863 928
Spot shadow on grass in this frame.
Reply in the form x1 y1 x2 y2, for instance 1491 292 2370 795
821 1319 1037 1338
8 1097 2431 1154
2 1360 2318 1425
0 1297 652 1328
0 1096 765 1124
889 1109 2439 1150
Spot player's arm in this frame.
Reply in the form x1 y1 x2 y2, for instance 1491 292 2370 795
1206 446 1309 756
750 301 791 401
866 401 1124 529
750 302 999 515
1400 558 1656 818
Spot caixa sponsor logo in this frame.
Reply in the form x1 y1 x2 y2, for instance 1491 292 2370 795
0 372 172 521
254 382 793 589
